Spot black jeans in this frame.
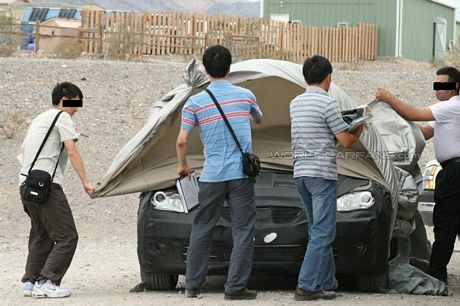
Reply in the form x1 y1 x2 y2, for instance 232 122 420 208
20 184 78 285
428 163 460 282
185 178 256 293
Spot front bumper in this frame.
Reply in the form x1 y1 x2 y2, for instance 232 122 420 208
138 182 393 277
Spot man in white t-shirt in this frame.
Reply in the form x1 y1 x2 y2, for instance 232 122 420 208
19 82 96 298
376 67 460 285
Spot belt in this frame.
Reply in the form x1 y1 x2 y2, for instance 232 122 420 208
440 157 460 168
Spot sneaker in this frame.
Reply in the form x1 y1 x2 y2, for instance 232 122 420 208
294 286 337 301
23 281 34 297
224 288 257 300
32 279 71 298
186 288 201 298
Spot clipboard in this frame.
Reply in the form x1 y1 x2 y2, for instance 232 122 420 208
176 171 200 213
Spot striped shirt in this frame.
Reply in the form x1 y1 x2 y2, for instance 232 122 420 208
181 80 263 182
290 86 348 180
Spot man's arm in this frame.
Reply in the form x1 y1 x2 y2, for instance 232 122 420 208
176 128 191 178
64 140 95 195
335 125 364 148
375 88 435 121
419 124 434 140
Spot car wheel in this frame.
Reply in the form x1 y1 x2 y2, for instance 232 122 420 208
357 268 389 292
140 269 178 290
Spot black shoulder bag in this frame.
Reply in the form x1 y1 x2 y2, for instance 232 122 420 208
205 89 261 178
21 111 65 204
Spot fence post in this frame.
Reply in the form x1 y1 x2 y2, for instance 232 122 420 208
78 29 83 53
98 12 103 54
34 21 40 52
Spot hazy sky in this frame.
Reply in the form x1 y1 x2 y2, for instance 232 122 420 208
454 0 460 20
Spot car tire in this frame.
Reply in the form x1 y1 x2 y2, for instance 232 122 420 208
357 268 389 292
140 269 178 290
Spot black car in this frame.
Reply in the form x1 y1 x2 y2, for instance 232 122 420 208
138 171 393 292
92 59 428 293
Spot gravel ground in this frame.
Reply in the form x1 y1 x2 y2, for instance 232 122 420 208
0 56 459 305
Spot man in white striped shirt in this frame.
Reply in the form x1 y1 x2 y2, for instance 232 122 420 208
290 55 364 301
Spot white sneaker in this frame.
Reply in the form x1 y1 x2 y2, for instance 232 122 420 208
32 279 71 298
23 281 34 297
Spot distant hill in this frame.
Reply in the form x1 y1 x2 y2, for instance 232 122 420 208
30 0 260 18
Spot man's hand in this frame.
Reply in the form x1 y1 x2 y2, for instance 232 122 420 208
336 124 364 148
83 181 96 195
352 124 365 136
177 165 192 179
375 88 395 103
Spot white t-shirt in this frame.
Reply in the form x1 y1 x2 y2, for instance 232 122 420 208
428 95 460 163
19 109 78 186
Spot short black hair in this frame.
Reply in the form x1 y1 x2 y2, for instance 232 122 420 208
436 66 460 83
51 82 83 105
202 45 232 78
302 55 333 85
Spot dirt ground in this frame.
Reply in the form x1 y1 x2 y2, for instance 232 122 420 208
1 56 460 305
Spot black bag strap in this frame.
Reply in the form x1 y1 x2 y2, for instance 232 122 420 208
204 89 245 156
28 111 65 179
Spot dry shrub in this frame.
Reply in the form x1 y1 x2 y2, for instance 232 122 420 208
55 38 81 59
435 36 460 69
340 62 359 71
207 22 261 62
0 15 21 57
105 24 143 61
1 112 27 139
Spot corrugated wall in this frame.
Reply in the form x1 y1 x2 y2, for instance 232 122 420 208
402 0 455 62
456 22 460 42
263 0 397 57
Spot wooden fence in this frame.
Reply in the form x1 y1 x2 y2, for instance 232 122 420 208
81 10 378 63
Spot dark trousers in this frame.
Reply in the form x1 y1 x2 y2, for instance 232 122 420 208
428 163 460 282
185 178 256 293
20 184 78 285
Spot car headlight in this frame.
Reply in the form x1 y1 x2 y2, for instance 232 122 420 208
337 191 375 212
150 191 184 213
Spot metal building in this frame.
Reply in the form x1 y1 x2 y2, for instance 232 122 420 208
261 0 457 62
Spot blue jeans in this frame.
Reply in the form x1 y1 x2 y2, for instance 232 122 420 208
295 176 337 292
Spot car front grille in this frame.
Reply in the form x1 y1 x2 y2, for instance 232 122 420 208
272 207 302 224
221 207 303 224
253 246 305 262
183 245 305 263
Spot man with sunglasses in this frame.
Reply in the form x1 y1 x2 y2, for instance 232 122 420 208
376 66 460 285
18 82 96 298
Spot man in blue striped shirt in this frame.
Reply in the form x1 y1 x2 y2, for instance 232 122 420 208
176 45 262 300
290 55 363 301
